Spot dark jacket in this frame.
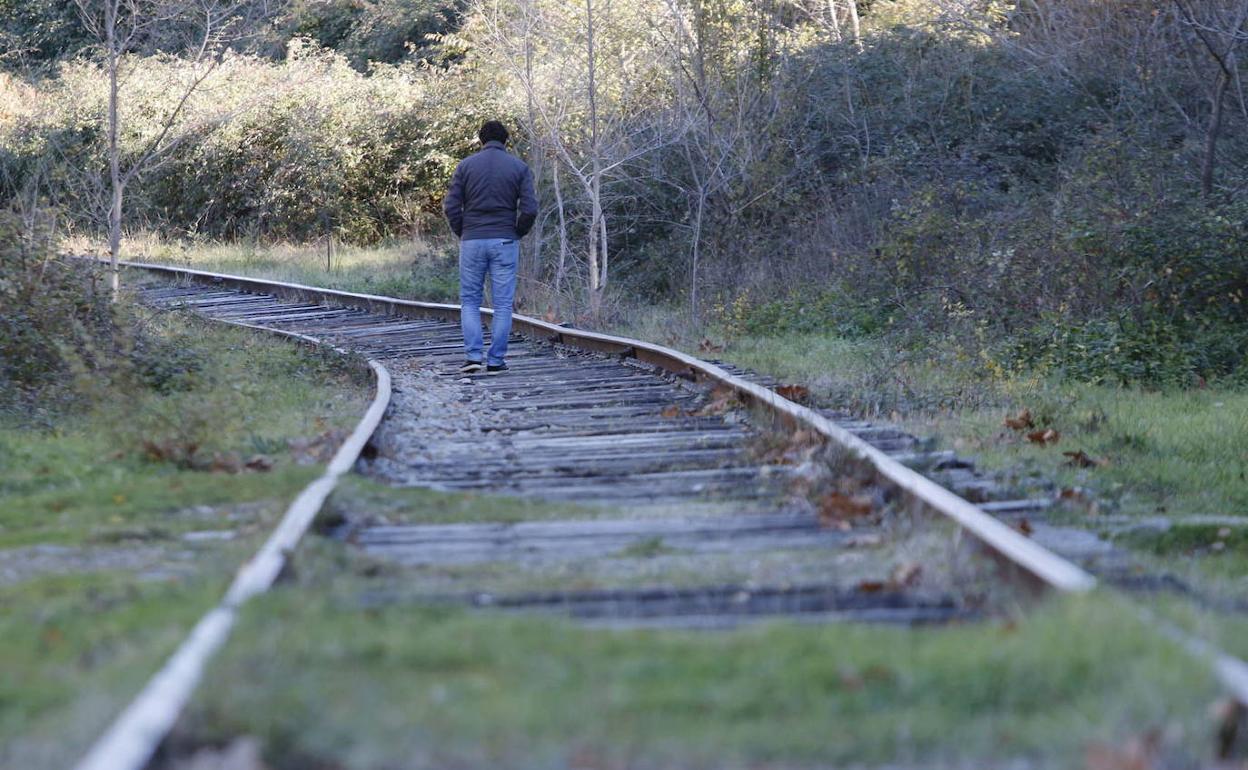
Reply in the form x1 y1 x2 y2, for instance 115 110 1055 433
443 141 538 241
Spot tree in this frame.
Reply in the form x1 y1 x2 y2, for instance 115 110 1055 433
467 0 677 318
1173 0 1248 197
657 0 788 318
74 0 269 297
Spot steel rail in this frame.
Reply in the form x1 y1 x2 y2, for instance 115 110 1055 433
77 260 1248 761
73 318 392 770
115 260 1095 594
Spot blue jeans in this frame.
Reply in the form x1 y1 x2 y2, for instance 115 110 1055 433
459 238 519 365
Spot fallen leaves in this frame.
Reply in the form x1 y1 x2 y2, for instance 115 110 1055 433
817 490 874 529
660 404 685 419
1004 405 1110 476
208 453 275 474
696 384 742 416
1059 486 1090 502
698 337 725 353
142 437 279 473
1058 486 1100 515
1026 428 1061 445
775 383 811 404
1003 408 1034 431
1063 450 1107 468
141 438 201 467
856 561 923 593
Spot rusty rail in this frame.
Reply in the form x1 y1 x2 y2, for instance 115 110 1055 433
117 260 1096 593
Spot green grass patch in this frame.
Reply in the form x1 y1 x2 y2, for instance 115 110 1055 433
120 236 460 303
0 307 371 766
1 311 370 547
177 586 1218 769
716 332 1248 523
1120 524 1248 557
1116 524 1248 589
0 572 221 769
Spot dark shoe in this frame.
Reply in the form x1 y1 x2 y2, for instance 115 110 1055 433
486 362 509 374
459 360 485 374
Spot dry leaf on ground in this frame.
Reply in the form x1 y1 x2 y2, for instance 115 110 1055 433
244 454 274 472
1026 428 1061 445
775 383 811 403
817 491 874 527
696 385 741 416
1063 450 1107 468
1004 408 1034 431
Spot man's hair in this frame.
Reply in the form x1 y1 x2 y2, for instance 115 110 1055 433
478 120 509 145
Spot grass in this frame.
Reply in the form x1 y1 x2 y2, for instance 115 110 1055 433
174 573 1220 769
0 572 223 769
714 332 1248 525
86 233 462 303
0 308 371 767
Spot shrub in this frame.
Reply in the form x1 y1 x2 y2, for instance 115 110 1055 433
0 209 116 404
0 207 204 415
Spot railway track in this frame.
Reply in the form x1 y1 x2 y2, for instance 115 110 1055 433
137 278 983 627
75 261 1248 769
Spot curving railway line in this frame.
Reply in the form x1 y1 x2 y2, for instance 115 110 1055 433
74 261 1248 770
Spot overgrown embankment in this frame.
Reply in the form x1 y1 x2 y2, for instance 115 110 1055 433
0 235 370 766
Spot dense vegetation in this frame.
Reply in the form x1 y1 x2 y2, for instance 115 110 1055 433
2 0 1246 385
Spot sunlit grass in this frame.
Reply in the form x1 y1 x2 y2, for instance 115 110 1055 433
718 331 1248 523
69 233 461 303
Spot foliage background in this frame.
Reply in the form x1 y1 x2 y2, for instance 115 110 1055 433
2 0 1246 385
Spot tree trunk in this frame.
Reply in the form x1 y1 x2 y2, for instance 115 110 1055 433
587 180 602 317
827 0 842 40
106 0 123 299
521 6 544 306
597 181 608 292
552 159 569 316
846 0 862 50
584 0 605 318
689 188 705 319
1201 70 1229 197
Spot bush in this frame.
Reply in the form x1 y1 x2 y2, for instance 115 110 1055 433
0 209 116 403
1 48 501 244
259 0 460 69
0 208 204 415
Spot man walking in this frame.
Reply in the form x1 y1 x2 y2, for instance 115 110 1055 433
443 120 538 374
